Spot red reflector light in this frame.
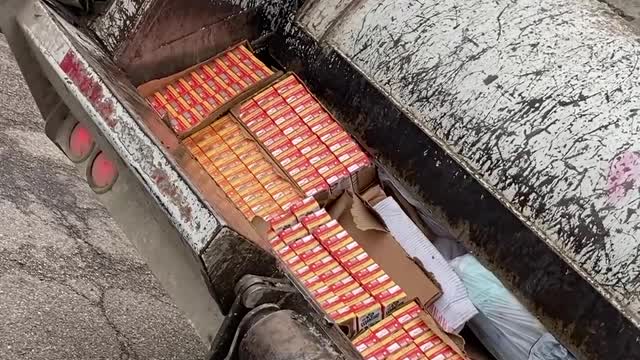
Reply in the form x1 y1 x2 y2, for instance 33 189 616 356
68 123 94 161
89 152 118 191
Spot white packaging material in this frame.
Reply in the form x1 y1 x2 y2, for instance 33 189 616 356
373 196 478 333
378 169 467 260
450 254 575 360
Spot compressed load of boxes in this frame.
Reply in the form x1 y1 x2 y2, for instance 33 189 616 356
146 44 274 135
269 197 462 359
269 197 408 334
236 74 371 197
354 302 462 360
183 115 302 221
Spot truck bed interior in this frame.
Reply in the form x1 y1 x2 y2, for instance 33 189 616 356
10 0 640 359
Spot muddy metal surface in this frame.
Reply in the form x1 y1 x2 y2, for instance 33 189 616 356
0 36 205 360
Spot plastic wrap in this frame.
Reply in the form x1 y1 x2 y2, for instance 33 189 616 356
450 254 575 360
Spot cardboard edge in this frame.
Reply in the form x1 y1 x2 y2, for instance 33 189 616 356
419 311 469 359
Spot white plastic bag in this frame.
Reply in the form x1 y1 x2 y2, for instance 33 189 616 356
450 255 575 360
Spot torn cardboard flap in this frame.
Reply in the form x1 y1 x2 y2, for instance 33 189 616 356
327 191 441 307
419 311 468 359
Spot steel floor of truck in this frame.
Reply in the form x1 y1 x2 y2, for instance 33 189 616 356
0 35 205 360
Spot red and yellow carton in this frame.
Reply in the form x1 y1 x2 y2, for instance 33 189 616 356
300 209 332 232
289 233 318 252
393 301 423 326
287 160 315 179
273 75 301 94
366 330 413 360
262 97 289 117
274 244 296 262
307 147 334 166
269 212 298 232
423 343 455 360
374 283 408 317
343 152 371 174
289 126 315 146
329 305 357 334
319 294 343 311
290 197 320 219
296 136 325 156
298 244 329 263
361 333 395 359
280 224 310 245
282 254 303 269
298 174 329 194
342 251 374 272
403 317 430 340
362 271 393 294
263 132 290 151
353 330 380 355
387 343 425 360
270 141 299 161
291 262 314 280
328 274 358 295
321 230 352 250
312 220 345 242
350 261 382 282
299 105 328 124
279 117 307 137
282 87 308 106
331 239 364 262
338 285 368 305
306 253 338 272
271 106 300 126
253 87 281 108
316 263 350 283
414 332 442 354
352 297 383 331
370 316 402 341
323 166 350 187
289 94 317 114
302 273 322 289
311 284 334 302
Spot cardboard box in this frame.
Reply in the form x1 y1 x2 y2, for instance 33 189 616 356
139 42 279 138
326 191 441 308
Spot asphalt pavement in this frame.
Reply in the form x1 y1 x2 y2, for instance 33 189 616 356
0 36 205 359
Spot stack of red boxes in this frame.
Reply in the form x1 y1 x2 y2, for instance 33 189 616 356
268 197 408 334
353 302 463 360
146 45 274 135
183 115 302 221
236 75 371 197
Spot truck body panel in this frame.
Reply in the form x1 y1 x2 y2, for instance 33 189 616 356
3 0 640 358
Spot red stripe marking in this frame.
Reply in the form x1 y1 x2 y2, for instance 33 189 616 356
60 50 117 127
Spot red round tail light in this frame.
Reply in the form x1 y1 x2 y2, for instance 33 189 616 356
88 151 118 192
68 122 94 161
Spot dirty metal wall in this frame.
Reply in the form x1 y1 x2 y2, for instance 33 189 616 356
302 0 640 319
287 0 640 357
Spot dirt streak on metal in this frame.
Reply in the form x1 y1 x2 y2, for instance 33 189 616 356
303 0 640 321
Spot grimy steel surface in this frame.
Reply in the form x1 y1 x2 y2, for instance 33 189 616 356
301 0 640 316
293 0 640 356
17 1 221 254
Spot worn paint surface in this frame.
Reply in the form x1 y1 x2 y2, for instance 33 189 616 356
301 0 640 323
88 0 151 55
20 2 219 253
